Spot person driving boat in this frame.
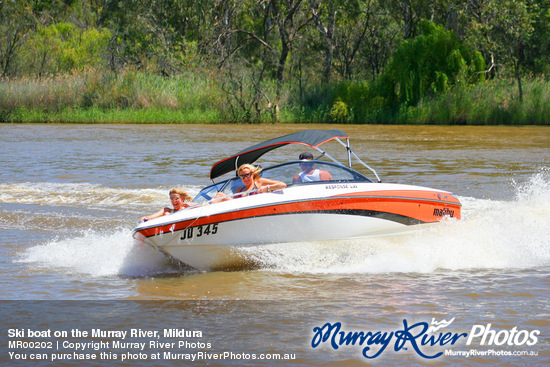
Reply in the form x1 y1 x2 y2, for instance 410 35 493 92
293 152 333 183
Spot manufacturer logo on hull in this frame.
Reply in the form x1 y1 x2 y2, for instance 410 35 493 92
433 208 455 217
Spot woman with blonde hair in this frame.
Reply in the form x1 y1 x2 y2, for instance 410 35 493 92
233 163 286 198
140 188 195 222
212 163 286 202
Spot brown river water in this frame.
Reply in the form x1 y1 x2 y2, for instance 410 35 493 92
0 124 549 366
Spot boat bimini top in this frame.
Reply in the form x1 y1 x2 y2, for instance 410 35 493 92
209 129 381 183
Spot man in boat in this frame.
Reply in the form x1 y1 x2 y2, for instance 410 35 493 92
293 152 333 183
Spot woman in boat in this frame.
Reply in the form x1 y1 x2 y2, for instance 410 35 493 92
140 188 195 222
234 163 287 197
213 164 286 202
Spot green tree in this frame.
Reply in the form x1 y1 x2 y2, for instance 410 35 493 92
0 0 36 77
99 0 208 75
210 0 277 122
487 0 539 101
23 22 111 75
523 0 550 75
382 0 447 39
333 0 398 80
308 0 337 83
382 19 485 107
211 0 312 121
457 0 545 100
270 0 312 106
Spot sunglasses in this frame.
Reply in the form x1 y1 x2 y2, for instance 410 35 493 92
239 172 253 179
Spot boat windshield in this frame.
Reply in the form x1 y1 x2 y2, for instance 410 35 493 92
192 161 371 204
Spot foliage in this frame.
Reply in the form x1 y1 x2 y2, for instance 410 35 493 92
329 99 351 123
1 71 548 124
399 77 550 125
0 0 36 77
22 23 111 76
380 20 486 108
1 0 549 124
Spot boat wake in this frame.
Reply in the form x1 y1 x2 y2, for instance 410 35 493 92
243 170 550 273
0 182 203 208
16 171 550 277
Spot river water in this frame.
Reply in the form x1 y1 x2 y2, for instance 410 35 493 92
0 124 548 366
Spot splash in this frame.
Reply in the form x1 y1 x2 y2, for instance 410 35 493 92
17 228 180 277
243 171 550 274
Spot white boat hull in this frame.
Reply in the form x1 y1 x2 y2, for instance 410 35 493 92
134 183 461 271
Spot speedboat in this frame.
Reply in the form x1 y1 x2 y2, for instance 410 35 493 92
133 129 461 271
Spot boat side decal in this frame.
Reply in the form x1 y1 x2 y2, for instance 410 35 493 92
433 208 456 217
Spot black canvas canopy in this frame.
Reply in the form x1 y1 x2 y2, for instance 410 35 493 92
209 129 348 180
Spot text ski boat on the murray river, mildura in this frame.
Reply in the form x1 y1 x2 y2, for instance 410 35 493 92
133 129 461 271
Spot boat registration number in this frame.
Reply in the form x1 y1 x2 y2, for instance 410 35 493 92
180 223 219 240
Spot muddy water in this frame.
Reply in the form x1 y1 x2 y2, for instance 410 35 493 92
1 124 548 366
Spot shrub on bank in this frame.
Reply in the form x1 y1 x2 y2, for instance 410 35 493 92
401 78 550 125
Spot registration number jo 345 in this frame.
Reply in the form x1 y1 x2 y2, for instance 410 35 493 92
180 223 219 240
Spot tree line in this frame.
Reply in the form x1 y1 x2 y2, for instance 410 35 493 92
1 0 549 123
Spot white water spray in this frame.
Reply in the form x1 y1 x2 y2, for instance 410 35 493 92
244 170 550 273
16 171 550 276
18 228 177 277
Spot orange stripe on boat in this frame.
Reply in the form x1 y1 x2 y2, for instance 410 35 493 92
137 193 461 238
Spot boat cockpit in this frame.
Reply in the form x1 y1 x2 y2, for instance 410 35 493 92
192 160 372 205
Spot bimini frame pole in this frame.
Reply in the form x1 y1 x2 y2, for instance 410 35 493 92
234 156 240 174
346 137 352 168
333 138 382 183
